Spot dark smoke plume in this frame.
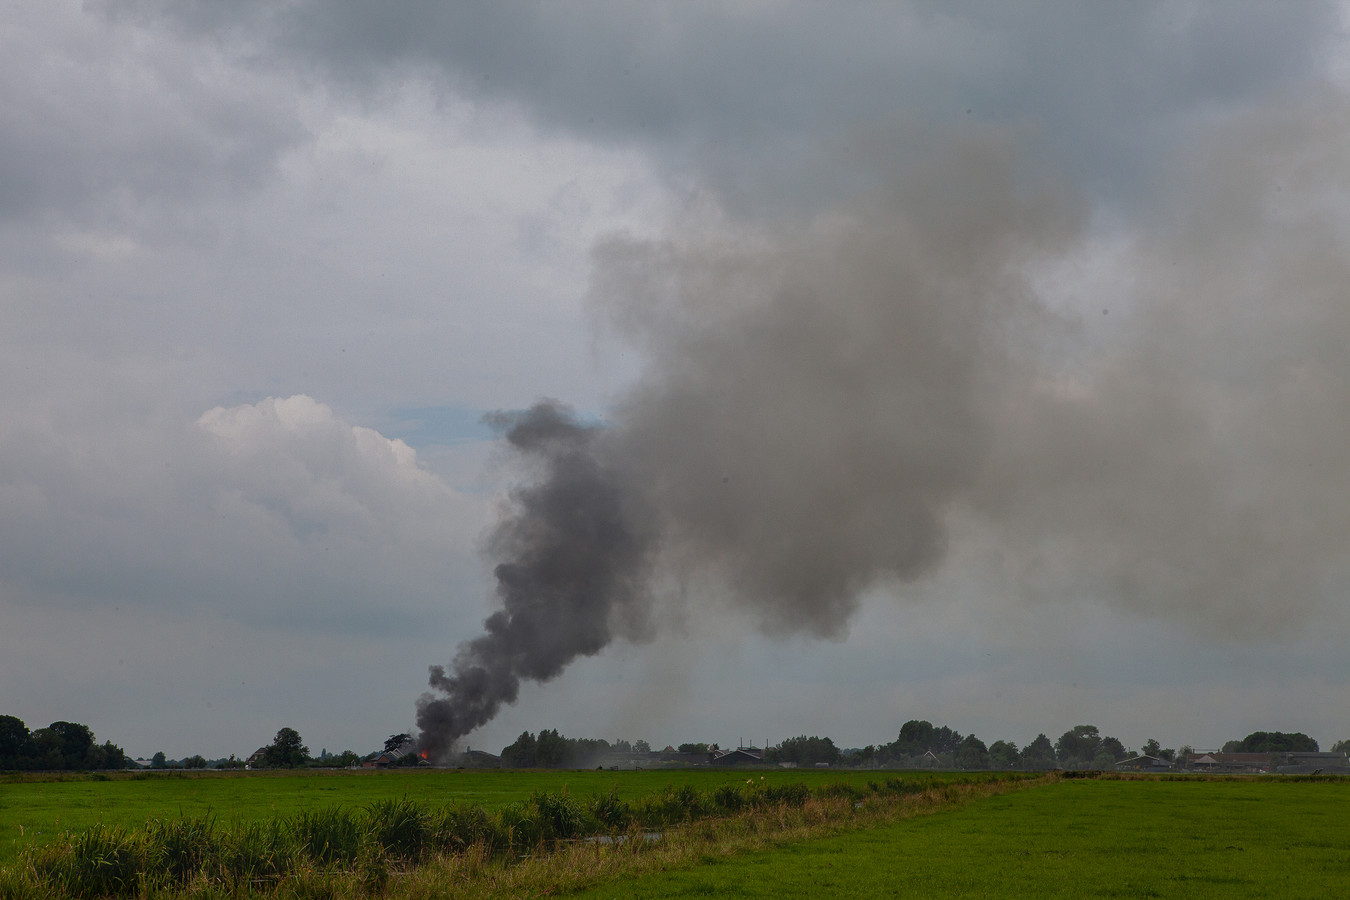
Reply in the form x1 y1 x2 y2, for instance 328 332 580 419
420 100 1350 754
416 402 653 760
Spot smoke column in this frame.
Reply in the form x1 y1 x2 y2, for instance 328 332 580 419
420 101 1350 755
416 403 654 760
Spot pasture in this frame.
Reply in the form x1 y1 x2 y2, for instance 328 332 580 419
2 771 1347 897
571 776 1350 898
0 767 923 867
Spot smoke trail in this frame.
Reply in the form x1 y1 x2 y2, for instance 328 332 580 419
419 96 1350 752
416 402 653 760
417 133 1077 755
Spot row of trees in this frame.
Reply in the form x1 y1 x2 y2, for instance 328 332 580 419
812 722 1130 770
499 730 635 768
0 716 126 771
492 722 1349 771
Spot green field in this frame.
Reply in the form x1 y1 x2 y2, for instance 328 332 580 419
572 777 1350 898
5 771 1349 898
0 767 902 867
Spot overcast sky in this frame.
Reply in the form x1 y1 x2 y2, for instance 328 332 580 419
5 1 1350 761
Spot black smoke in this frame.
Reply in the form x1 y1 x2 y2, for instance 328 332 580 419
420 100 1350 755
416 402 654 760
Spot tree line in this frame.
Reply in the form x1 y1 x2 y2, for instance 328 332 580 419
5 715 1347 772
490 722 1349 770
0 716 126 770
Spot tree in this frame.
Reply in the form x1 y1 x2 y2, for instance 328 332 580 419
0 716 30 770
384 733 414 753
500 731 538 767
777 735 841 767
1091 750 1117 770
892 720 963 758
263 727 310 768
1331 739 1350 755
988 740 1021 770
535 729 567 767
1022 734 1057 769
1141 738 1162 758
1225 731 1319 753
1055 725 1102 766
955 735 989 769
151 751 168 769
633 739 651 754
1100 736 1127 761
183 755 208 769
678 743 711 754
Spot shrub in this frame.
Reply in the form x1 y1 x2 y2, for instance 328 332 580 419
495 803 543 852
712 784 747 812
760 782 809 806
218 819 296 886
428 803 503 854
588 787 633 830
637 784 707 826
819 781 863 802
30 824 148 899
530 790 588 842
290 806 366 868
366 798 429 861
146 815 218 884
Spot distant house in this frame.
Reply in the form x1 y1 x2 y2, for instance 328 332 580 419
1116 755 1172 771
1274 752 1350 774
459 749 501 768
245 747 268 769
710 747 764 766
1184 752 1273 773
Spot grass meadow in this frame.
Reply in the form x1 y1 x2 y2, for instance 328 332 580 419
1 770 1347 897
571 776 1350 899
0 767 912 867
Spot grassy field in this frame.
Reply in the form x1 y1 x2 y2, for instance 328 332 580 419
6 771 1348 898
0 767 915 867
570 776 1350 898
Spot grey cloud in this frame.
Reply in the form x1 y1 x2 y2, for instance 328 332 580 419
116 1 1342 214
0 4 304 225
0 395 478 635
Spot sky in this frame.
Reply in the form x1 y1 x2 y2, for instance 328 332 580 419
4 1 1350 761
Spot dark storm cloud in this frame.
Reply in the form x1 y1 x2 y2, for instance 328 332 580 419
116 1 1342 212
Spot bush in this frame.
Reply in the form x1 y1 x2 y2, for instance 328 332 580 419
496 803 543 851
217 819 296 886
366 798 429 861
530 790 588 842
712 784 747 812
291 806 365 868
760 782 809 806
30 824 148 899
589 787 633 830
146 815 218 884
428 803 504 854
637 784 707 826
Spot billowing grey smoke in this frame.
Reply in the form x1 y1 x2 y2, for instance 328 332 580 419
420 99 1350 754
416 403 653 760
